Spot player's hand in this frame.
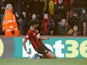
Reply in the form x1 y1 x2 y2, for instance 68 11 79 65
27 52 31 55
25 50 31 55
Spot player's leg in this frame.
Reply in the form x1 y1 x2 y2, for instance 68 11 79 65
38 45 56 59
45 51 56 59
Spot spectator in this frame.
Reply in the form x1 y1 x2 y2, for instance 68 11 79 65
17 11 27 35
83 22 87 35
58 19 68 35
80 9 87 23
22 11 28 34
73 25 79 36
69 12 79 28
80 9 87 35
54 0 58 4
54 0 68 22
27 14 39 31
15 11 22 35
6 0 17 13
2 3 20 36
41 14 51 35
32 14 37 20
49 0 54 16
0 0 6 34
0 0 6 22
69 12 82 35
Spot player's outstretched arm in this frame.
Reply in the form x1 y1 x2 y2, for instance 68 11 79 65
23 39 28 51
23 39 31 55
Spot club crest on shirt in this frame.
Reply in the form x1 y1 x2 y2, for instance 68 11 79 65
36 33 40 39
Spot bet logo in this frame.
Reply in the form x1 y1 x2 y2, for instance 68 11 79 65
0 39 4 57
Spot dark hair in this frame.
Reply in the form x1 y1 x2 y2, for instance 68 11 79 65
30 19 39 26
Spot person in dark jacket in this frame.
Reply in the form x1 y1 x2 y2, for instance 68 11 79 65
58 19 68 35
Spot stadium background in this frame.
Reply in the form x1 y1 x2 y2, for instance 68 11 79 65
0 0 87 35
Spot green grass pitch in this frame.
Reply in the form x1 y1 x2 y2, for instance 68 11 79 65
0 58 87 65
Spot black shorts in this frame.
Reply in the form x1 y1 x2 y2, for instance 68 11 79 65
38 45 51 55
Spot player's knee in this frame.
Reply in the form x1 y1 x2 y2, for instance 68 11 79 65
51 54 56 59
46 52 56 59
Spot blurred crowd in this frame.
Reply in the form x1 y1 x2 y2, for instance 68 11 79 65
0 0 87 36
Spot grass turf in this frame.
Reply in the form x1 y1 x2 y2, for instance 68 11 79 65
0 58 87 65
